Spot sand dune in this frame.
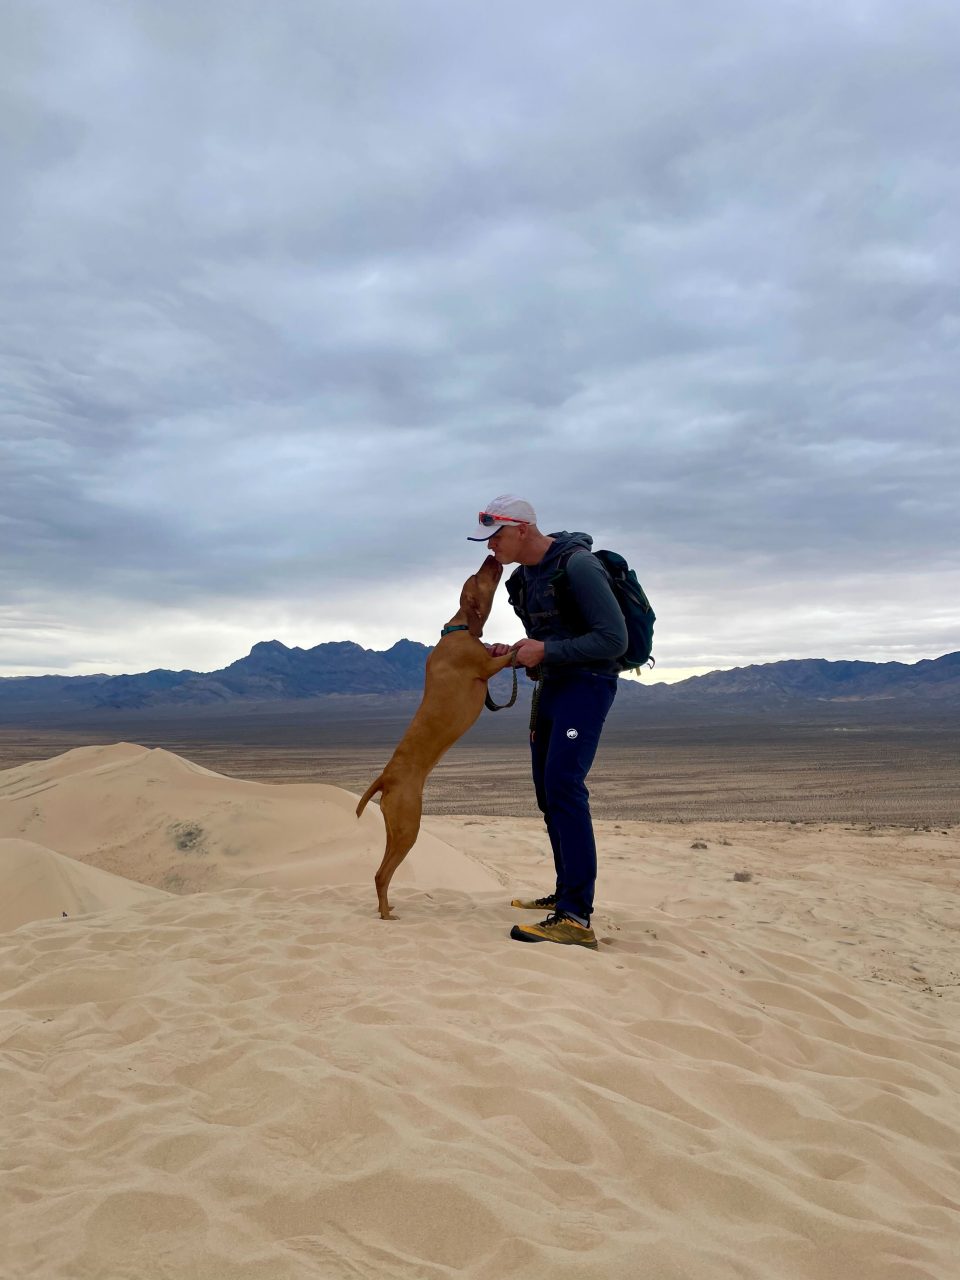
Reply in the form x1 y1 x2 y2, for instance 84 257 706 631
2 745 959 1278
0 742 499 899
0 837 168 932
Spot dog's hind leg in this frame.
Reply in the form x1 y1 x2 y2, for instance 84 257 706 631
375 784 423 920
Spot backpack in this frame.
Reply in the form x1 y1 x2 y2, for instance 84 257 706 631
506 548 656 672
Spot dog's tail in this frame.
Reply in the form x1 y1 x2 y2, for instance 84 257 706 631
356 774 385 818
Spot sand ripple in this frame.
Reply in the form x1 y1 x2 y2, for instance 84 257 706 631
3 884 959 1279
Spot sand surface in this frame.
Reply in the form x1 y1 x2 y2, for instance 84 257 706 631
2 744 959 1279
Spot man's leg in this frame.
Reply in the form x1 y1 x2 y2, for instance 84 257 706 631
528 680 565 897
541 673 617 922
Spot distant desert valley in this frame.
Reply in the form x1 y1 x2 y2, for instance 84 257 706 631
1 689 957 826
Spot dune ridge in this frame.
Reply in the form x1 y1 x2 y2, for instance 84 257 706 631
1 745 959 1278
0 838 169 932
0 742 498 904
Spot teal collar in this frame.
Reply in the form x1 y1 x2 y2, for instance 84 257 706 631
440 624 470 637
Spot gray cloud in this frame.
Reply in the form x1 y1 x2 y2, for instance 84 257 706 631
2 0 959 676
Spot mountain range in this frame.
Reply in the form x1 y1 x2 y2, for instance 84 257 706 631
1 642 958 717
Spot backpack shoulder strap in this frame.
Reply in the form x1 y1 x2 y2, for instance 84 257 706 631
551 546 605 595
505 565 528 622
548 547 599 628
551 545 593 578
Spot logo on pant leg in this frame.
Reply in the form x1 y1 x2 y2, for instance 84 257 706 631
566 728 578 739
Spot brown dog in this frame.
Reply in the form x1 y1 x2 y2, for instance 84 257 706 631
356 554 517 919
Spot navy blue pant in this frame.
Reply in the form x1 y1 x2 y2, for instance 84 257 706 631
529 670 618 922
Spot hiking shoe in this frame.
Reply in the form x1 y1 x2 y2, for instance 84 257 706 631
510 893 558 911
510 912 598 950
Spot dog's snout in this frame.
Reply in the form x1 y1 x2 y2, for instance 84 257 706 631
481 554 503 580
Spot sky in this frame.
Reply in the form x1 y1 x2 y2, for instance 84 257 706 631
3 0 958 684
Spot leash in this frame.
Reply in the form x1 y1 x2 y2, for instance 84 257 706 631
483 654 545 742
441 625 522 714
484 649 519 711
527 664 544 738
441 627 522 714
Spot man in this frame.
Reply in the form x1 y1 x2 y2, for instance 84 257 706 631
468 495 627 950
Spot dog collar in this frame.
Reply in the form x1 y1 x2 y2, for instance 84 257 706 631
440 624 470 636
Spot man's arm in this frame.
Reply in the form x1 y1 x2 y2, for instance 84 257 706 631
541 552 627 666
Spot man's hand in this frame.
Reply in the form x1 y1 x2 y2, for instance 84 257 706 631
484 643 513 656
513 639 546 668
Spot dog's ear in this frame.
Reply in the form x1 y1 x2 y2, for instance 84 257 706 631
464 598 484 638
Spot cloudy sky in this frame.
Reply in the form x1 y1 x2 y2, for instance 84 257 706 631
3 0 958 683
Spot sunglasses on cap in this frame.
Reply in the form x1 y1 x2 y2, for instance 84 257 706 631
478 512 529 527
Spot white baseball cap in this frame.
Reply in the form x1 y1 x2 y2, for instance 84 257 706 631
467 495 537 541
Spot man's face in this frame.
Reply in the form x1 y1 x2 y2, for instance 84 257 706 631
487 523 526 564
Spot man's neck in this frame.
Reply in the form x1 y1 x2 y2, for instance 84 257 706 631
520 533 554 566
